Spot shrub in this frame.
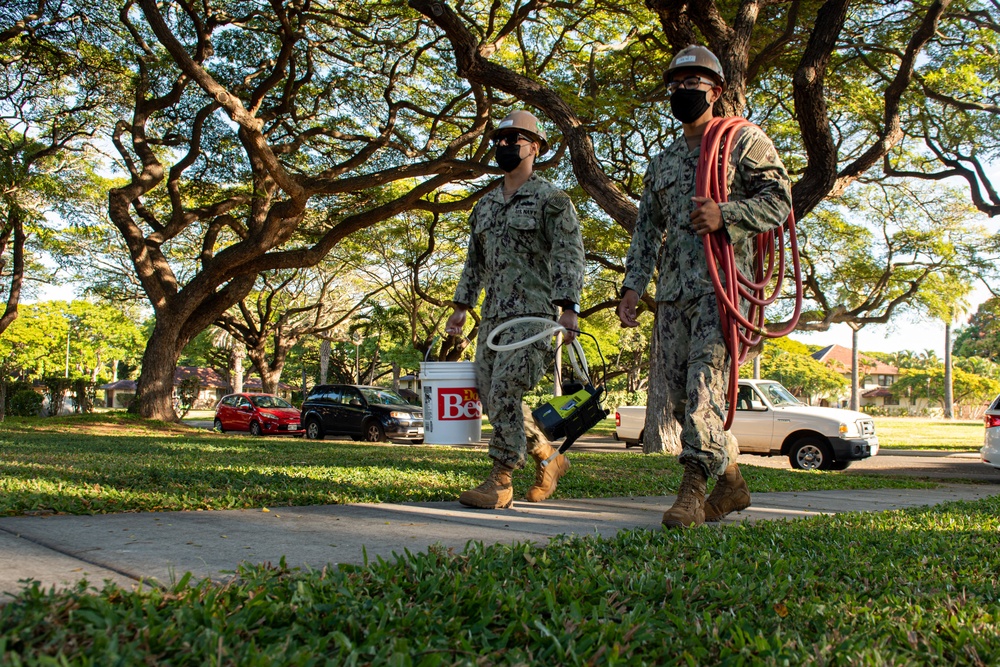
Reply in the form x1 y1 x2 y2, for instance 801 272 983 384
8 390 44 417
43 377 74 416
176 377 202 418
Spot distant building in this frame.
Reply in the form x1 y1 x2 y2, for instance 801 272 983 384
100 366 230 409
241 378 293 400
810 344 931 414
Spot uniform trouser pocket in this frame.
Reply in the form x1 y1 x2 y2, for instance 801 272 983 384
475 317 551 469
655 296 738 477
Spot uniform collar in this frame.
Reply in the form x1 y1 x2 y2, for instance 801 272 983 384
669 134 701 157
487 172 541 205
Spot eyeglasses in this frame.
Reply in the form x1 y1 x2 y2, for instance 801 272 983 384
493 132 532 146
666 76 717 93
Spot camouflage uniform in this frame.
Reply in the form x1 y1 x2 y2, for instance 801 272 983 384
454 173 585 469
623 126 792 477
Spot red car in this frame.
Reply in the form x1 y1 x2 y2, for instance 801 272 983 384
214 393 304 436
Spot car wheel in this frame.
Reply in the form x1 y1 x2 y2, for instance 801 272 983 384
789 437 833 471
363 421 386 442
413 438 423 445
249 421 263 437
213 419 225 433
305 420 324 440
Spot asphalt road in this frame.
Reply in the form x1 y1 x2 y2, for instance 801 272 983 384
568 436 1000 483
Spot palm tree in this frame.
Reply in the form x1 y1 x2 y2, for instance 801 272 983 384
916 349 940 370
888 349 915 369
211 327 245 394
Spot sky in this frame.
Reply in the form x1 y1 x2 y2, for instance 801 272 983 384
790 282 995 357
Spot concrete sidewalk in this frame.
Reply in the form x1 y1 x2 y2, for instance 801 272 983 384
3 483 999 603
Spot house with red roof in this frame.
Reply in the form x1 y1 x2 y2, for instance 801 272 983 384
810 344 917 412
100 366 231 409
100 367 294 409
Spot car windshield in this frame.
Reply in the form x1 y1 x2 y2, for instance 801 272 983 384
359 388 409 406
757 382 801 407
250 395 293 409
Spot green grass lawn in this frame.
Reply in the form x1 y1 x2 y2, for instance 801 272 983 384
874 417 985 451
0 413 935 517
2 496 998 664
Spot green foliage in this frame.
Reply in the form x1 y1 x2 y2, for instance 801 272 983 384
769 336 815 356
2 497 999 664
796 183 995 331
955 297 1000 362
7 390 42 418
741 343 847 400
0 415 932 517
954 355 1000 381
178 328 230 372
891 367 1000 407
0 300 144 383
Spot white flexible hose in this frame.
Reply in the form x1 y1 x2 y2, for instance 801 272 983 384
485 316 591 384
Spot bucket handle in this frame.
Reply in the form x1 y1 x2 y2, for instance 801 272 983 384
425 335 439 362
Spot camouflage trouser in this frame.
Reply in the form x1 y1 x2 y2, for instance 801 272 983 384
475 316 552 469
655 295 739 478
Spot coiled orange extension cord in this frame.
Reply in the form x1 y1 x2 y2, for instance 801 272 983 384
697 116 803 429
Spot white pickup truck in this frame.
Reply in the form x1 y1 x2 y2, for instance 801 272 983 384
614 379 879 471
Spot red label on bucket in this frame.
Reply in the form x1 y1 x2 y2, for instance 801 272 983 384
438 388 481 420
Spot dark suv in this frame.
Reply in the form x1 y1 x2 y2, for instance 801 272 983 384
300 384 424 443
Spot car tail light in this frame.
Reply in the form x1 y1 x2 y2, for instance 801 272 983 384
986 414 1000 429
615 411 621 427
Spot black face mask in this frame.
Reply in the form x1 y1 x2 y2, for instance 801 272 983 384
495 144 524 172
670 88 711 124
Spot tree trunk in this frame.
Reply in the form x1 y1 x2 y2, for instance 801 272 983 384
247 339 291 395
850 326 860 412
0 207 26 340
260 366 283 395
753 356 761 380
319 339 331 385
132 324 183 420
944 320 954 419
232 347 244 394
391 362 400 391
643 309 681 455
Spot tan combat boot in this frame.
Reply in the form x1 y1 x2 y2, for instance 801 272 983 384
525 444 570 502
459 460 514 509
662 460 707 528
704 463 751 522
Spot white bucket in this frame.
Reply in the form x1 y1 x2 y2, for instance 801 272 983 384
420 361 482 445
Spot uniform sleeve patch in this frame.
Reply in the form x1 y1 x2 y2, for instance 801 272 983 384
544 192 568 213
743 139 772 167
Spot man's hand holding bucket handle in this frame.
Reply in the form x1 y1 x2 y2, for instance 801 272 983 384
557 310 578 344
445 307 467 337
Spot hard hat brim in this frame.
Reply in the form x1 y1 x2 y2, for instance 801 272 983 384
664 65 725 88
